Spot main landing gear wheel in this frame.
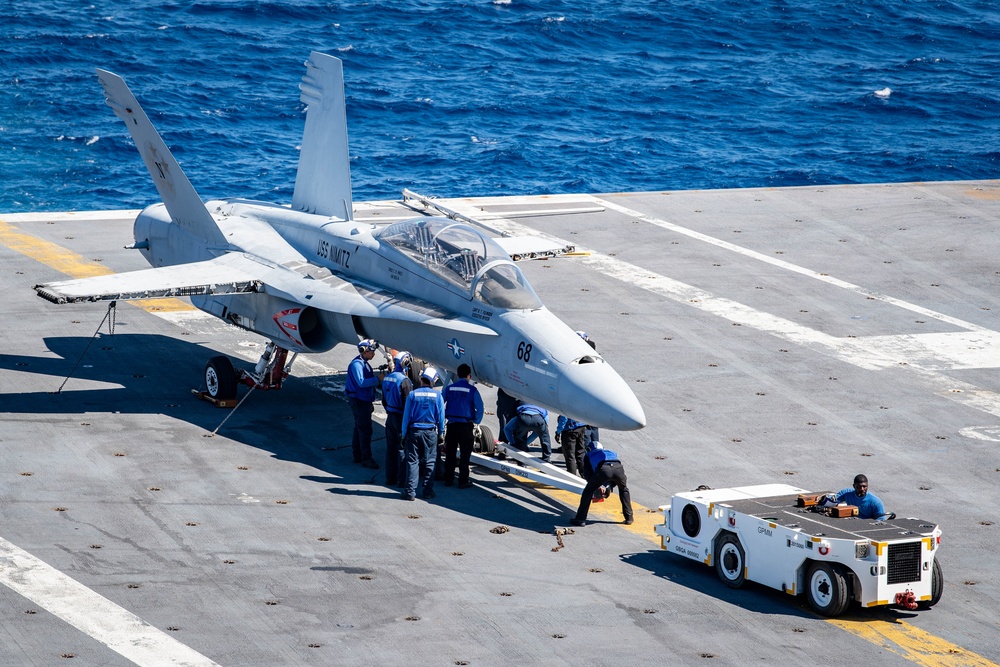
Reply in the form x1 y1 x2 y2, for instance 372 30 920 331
714 532 746 589
205 356 238 401
474 424 496 454
806 561 850 617
917 558 944 609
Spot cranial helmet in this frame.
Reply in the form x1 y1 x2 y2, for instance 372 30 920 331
420 366 439 385
357 338 378 353
393 350 412 370
588 441 604 451
575 330 590 342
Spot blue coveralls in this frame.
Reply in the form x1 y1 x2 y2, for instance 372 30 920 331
442 378 484 486
345 354 380 464
401 386 445 499
835 488 888 520
504 404 552 461
381 363 412 486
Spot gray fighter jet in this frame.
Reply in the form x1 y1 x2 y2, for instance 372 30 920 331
34 52 646 431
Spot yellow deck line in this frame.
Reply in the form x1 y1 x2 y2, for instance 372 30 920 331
5 217 996 667
0 218 193 312
828 618 998 667
526 481 996 666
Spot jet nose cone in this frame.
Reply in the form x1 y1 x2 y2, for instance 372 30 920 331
559 360 646 431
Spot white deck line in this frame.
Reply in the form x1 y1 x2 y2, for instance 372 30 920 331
0 537 221 667
591 196 992 334
437 196 1000 418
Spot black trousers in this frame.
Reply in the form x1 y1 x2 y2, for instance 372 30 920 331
575 461 633 522
561 426 586 476
496 389 519 438
444 421 474 485
348 397 374 462
384 411 405 486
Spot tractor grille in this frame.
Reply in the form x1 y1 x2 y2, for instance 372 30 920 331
887 541 922 584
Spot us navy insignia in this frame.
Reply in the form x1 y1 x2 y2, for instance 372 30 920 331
447 338 465 359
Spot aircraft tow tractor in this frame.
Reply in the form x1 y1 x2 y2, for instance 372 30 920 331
655 484 943 617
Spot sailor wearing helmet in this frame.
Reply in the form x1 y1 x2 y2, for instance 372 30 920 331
401 366 446 501
381 350 414 486
345 338 386 469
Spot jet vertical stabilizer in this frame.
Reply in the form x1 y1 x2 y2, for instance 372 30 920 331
292 52 353 220
95 69 228 248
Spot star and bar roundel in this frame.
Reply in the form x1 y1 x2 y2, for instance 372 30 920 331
447 338 465 359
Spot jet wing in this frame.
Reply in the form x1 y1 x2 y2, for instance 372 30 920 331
492 236 574 260
35 252 498 338
34 254 265 304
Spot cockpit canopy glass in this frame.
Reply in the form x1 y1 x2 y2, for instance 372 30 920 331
377 217 542 309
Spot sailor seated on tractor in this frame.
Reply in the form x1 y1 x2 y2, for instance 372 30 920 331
820 474 893 520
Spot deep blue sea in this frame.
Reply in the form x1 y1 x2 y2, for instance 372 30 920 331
2 1 999 213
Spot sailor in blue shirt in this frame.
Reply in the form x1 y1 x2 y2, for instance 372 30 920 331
571 442 633 526
442 363 484 488
504 403 553 462
827 474 890 520
555 415 587 477
344 339 385 469
401 367 446 501
381 350 413 487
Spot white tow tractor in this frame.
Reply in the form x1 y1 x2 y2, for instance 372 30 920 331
654 484 943 617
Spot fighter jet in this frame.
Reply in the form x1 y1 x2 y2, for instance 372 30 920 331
34 52 646 431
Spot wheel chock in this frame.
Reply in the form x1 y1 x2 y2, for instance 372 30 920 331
191 389 237 408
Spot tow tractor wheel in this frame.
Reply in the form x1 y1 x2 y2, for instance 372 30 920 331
714 532 746 589
806 561 850 617
917 558 944 609
205 356 238 401
474 424 496 454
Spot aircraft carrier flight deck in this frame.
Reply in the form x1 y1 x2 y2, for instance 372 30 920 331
1 180 999 666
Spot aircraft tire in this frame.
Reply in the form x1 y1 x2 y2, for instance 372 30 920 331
205 356 238 401
408 358 427 385
714 532 746 589
917 558 943 609
474 424 496 454
806 561 850 617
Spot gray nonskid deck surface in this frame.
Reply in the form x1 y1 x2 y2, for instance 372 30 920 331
1 180 999 665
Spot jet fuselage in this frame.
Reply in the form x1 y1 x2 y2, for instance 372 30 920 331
132 201 646 430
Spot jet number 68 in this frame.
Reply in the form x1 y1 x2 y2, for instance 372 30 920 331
517 341 532 362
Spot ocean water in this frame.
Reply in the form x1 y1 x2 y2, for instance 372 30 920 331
2 0 999 213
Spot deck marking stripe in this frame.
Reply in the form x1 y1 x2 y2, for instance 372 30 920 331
7 211 998 666
0 218 194 312
0 536 221 666
443 200 1000 420
0 219 117 280
441 199 1000 667
591 196 991 334
828 618 998 667
537 488 999 667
